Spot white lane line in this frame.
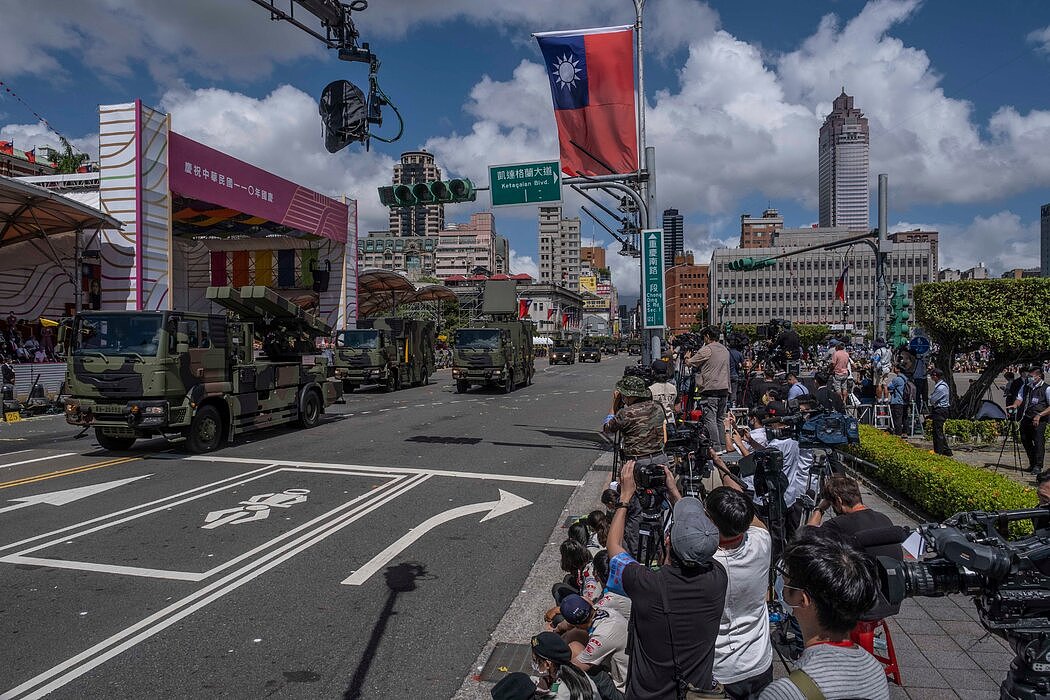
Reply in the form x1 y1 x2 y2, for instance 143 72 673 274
0 557 203 582
188 456 584 487
0 463 278 555
0 449 31 459
1 474 431 700
0 453 77 470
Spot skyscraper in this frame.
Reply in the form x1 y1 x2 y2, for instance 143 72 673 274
389 150 445 237
662 208 684 268
818 90 870 233
538 205 581 290
1041 203 1050 278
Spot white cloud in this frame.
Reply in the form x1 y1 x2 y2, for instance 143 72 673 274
159 85 396 233
1028 25 1050 55
893 211 1039 275
509 249 538 279
0 122 97 159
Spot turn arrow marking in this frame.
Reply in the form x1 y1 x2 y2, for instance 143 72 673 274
341 489 532 586
0 474 152 515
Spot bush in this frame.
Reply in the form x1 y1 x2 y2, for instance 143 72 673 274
923 419 1005 444
846 425 1037 524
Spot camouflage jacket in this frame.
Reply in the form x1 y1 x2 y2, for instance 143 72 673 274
607 400 666 458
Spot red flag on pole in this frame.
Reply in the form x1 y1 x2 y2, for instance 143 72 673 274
535 26 638 176
835 264 850 303
547 308 555 321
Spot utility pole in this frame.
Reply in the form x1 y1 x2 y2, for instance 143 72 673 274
875 174 890 342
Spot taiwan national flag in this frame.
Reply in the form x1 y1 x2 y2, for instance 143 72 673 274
835 264 850 303
535 26 638 177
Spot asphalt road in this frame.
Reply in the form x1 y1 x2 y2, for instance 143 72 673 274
0 354 628 699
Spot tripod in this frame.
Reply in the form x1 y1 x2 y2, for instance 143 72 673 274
632 487 668 569
995 414 1024 473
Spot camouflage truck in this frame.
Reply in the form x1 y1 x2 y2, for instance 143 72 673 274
451 281 535 394
331 317 436 392
63 286 341 453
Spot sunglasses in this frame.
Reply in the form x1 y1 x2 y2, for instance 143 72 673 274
775 563 806 595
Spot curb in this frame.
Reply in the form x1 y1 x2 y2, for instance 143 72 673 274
451 452 612 699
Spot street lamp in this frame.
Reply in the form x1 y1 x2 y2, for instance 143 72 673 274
718 297 735 337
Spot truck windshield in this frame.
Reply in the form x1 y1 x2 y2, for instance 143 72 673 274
456 329 500 350
553 346 571 352
74 315 163 357
336 330 380 349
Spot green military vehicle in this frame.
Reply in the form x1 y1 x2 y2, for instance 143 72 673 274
579 344 602 363
331 317 436 392
451 281 535 394
549 344 576 365
63 285 342 453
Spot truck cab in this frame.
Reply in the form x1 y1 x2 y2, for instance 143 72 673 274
331 317 435 392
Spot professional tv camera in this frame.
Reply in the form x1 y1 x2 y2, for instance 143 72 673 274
879 507 1050 700
761 399 860 449
671 331 704 353
621 363 654 384
665 421 712 499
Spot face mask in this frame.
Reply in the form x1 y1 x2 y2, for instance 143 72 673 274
531 659 545 675
1029 377 1039 387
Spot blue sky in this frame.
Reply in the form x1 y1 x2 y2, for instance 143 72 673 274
2 0 1049 298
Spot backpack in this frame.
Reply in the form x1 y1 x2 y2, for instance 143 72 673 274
903 379 916 404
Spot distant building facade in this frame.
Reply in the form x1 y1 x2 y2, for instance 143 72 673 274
359 230 438 279
581 245 607 272
937 263 987 282
538 205 581 290
662 208 684 268
1001 267 1041 279
740 208 784 249
890 229 939 276
709 226 933 332
389 150 444 237
435 212 498 279
665 252 709 335
818 90 870 233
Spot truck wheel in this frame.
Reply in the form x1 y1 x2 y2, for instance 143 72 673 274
298 390 322 428
526 368 534 385
95 429 135 451
504 371 514 394
342 380 355 394
186 405 223 453
384 373 396 393
418 368 429 387
456 379 469 394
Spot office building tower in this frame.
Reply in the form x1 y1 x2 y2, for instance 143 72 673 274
538 206 581 290
665 252 709 335
662 208 684 268
389 150 444 237
818 90 870 233
740 208 784 249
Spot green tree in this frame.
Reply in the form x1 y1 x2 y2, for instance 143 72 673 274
795 324 832 352
42 137 89 174
914 278 1050 418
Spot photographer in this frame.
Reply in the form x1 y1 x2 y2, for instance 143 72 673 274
605 465 727 700
771 321 802 374
1009 366 1050 476
731 404 805 539
685 326 731 452
758 530 888 700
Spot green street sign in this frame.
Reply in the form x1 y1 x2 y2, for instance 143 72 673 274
488 160 561 207
641 229 665 329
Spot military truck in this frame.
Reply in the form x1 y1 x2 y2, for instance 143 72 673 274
63 285 342 453
331 317 436 392
451 281 535 394
579 344 602 363
549 345 576 365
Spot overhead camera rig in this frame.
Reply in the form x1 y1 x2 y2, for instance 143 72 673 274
249 0 403 151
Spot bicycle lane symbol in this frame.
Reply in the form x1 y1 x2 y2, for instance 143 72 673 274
200 489 310 530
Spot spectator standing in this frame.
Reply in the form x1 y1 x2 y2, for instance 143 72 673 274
870 339 892 403
1009 367 1050 476
829 342 851 405
812 372 845 413
1003 371 1024 409
605 466 727 700
647 360 678 426
912 352 929 413
887 366 906 435
728 342 744 409
707 481 774 699
758 531 888 700
685 326 731 452
928 368 953 456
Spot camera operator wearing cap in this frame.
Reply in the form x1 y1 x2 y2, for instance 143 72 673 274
604 465 727 700
1009 367 1050 476
685 326 732 452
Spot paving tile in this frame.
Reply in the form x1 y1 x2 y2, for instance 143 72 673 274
899 665 952 688
927 605 982 622
894 617 943 635
907 633 965 652
924 651 984 670
892 647 932 668
966 650 1014 675
894 603 934 620
889 684 910 700
959 634 1011 654
939 668 1000 692
936 619 987 637
905 689 959 700
955 691 999 700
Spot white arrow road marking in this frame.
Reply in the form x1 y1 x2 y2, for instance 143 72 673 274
0 453 76 470
341 489 531 586
0 474 152 515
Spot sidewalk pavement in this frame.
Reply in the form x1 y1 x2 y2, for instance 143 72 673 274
453 451 1014 700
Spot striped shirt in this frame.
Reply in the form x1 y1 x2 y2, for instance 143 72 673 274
759 644 889 700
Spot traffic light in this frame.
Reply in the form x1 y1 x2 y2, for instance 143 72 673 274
888 282 911 346
727 257 776 271
377 179 477 207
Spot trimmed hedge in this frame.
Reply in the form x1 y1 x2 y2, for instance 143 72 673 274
922 419 1011 444
846 425 1036 522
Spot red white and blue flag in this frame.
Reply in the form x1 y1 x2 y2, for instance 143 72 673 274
835 264 850 303
534 26 638 176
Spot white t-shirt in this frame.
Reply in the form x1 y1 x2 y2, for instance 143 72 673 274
649 381 678 422
712 527 773 684
577 607 630 691
787 448 814 507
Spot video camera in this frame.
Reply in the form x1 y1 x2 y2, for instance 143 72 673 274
761 400 859 449
671 331 704 352
622 363 654 384
878 507 1050 698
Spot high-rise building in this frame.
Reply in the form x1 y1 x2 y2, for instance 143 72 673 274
434 212 498 278
662 208 684 268
890 229 939 277
538 206 581 290
818 90 870 233
709 226 933 332
665 252 709 335
359 230 439 280
740 208 784 249
389 150 444 237
1041 204 1050 278
581 246 607 271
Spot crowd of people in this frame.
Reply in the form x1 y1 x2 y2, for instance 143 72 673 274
1 316 59 364
491 325 909 700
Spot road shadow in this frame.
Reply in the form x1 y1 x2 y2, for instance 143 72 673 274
529 428 609 447
342 562 429 700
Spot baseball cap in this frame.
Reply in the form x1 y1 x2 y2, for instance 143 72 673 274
669 497 719 566
531 631 571 664
559 594 593 625
491 672 537 700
